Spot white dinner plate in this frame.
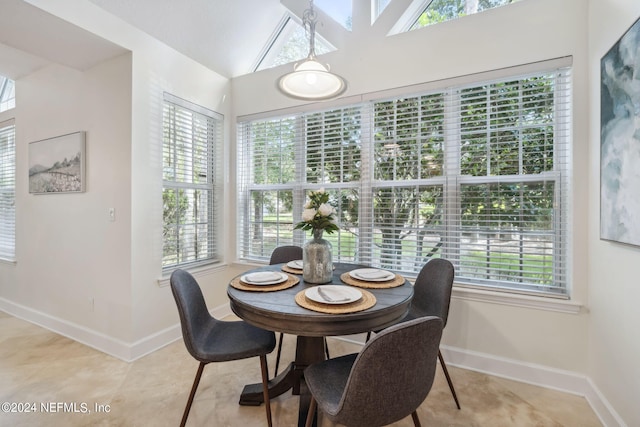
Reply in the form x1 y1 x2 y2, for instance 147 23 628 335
241 271 288 286
349 268 395 282
305 285 362 305
286 260 304 269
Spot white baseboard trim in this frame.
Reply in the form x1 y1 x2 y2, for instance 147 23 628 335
0 297 233 363
128 303 234 361
0 297 136 361
440 345 626 427
0 297 626 426
441 344 589 394
583 377 628 427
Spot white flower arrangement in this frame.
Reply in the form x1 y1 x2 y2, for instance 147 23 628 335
294 188 339 235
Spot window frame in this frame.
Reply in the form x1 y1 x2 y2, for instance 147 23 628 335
162 93 223 272
237 59 571 298
0 119 16 262
253 14 336 73
409 0 522 31
0 77 15 112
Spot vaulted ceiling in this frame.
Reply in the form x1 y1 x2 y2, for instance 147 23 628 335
0 0 326 79
82 0 425 78
0 0 127 79
0 0 421 80
86 0 292 78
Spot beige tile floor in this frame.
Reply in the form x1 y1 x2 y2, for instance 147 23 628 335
0 310 602 427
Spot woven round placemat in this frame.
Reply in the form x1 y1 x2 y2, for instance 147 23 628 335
340 272 405 289
230 274 300 292
295 288 376 314
281 265 303 275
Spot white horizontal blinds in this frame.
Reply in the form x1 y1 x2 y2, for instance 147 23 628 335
0 120 15 260
371 93 447 272
162 94 221 269
237 62 571 296
237 116 299 261
452 68 571 294
305 107 364 262
237 106 367 262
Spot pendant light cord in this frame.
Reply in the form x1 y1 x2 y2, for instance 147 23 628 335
303 0 318 60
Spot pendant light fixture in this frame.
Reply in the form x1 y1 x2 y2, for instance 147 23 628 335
277 0 347 101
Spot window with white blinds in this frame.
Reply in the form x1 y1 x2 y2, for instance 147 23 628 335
0 120 16 261
238 65 571 296
162 93 222 270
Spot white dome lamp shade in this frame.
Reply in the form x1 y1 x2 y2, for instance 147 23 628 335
278 59 346 101
277 1 347 101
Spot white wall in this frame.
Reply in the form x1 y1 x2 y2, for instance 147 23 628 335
128 46 232 343
588 1 640 426
233 0 640 421
233 0 591 371
2 0 638 424
0 55 134 342
0 0 239 360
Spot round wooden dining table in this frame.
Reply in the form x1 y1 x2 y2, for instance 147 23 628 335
227 262 414 427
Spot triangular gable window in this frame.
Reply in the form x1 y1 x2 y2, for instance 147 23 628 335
410 0 521 30
0 76 15 112
373 0 392 23
255 15 336 72
315 0 353 30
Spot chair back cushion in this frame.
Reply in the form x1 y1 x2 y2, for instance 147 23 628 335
170 269 215 362
337 316 443 427
411 258 455 326
269 245 303 265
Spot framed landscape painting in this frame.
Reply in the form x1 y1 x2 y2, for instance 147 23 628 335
600 16 640 247
28 131 85 194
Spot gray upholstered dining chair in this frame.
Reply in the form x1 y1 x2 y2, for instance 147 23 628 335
170 269 276 427
269 245 303 265
304 316 444 427
367 258 459 409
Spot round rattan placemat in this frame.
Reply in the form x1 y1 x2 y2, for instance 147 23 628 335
281 265 303 275
230 273 300 292
340 272 405 289
295 288 376 314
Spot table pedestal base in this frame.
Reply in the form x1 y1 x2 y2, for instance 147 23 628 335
239 335 325 427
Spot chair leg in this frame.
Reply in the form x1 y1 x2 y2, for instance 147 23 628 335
324 338 330 360
260 355 273 427
411 410 422 427
305 396 317 427
274 332 284 376
438 349 461 409
180 362 206 427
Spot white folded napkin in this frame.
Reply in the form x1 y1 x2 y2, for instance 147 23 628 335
318 286 348 301
287 260 303 269
246 272 282 283
355 269 393 280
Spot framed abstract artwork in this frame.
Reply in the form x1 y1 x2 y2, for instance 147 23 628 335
600 16 640 247
28 131 86 194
